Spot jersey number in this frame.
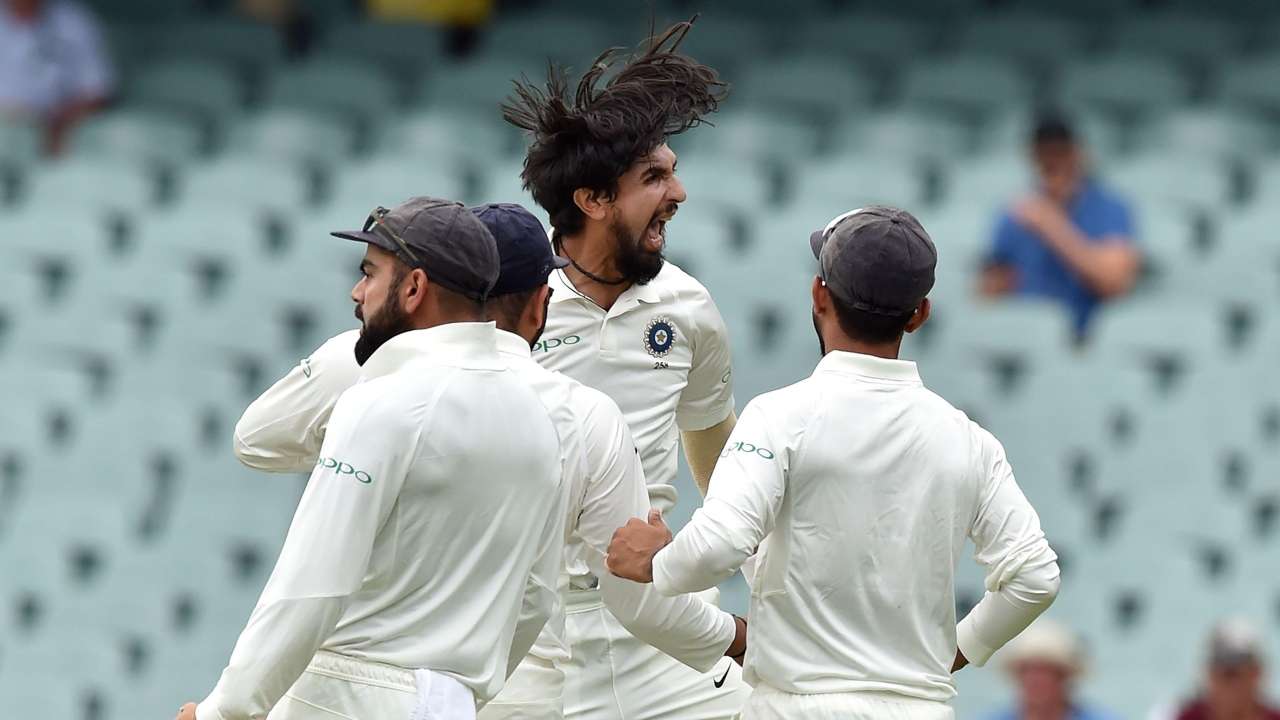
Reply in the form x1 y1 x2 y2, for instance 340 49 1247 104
652 361 669 370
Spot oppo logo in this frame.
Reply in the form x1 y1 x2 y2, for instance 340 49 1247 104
720 441 775 460
316 456 373 484
534 335 582 353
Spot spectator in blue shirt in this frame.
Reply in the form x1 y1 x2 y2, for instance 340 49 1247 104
980 114 1140 337
985 620 1119 720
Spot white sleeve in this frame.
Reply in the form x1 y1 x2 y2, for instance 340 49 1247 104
955 427 1061 667
575 391 736 672
653 400 786 596
198 386 415 720
506 485 566 678
233 330 361 473
675 291 736 432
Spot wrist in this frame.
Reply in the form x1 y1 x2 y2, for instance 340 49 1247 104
725 615 747 659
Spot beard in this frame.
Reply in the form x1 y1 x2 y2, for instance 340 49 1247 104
354 291 413 366
610 215 665 285
813 310 826 356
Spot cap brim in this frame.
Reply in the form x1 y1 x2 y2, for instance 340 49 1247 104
330 229 398 254
809 228 826 261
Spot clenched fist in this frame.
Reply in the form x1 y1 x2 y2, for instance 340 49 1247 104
606 509 672 583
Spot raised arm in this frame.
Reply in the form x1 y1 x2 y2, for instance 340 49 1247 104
955 427 1061 670
234 330 361 472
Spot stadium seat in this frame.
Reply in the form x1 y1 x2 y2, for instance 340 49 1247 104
0 121 42 173
680 110 822 164
479 14 626 67
979 108 1129 160
418 56 545 116
734 56 875 122
677 14 777 75
149 19 285 75
263 58 399 137
1100 153 1231 211
1136 108 1272 162
180 156 313 213
331 158 470 215
380 109 521 168
938 152 1030 213
21 158 156 215
788 13 934 73
787 155 928 214
316 19 446 78
1108 12 1242 67
226 109 358 166
1219 54 1280 114
67 110 204 166
896 54 1033 117
672 157 773 218
124 60 244 133
1089 300 1230 370
952 13 1088 68
480 159 544 225
1056 53 1191 117
833 110 972 164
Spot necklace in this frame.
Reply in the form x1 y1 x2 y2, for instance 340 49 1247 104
559 241 628 286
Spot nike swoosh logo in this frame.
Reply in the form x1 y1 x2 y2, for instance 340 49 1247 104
712 662 731 689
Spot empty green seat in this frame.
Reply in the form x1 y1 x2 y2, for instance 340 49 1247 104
479 14 626 68
1100 153 1230 210
789 13 933 70
318 20 446 76
22 158 156 214
735 56 874 121
125 60 243 131
1219 54 1280 114
419 57 544 115
1110 12 1242 65
835 110 972 163
330 157 468 212
788 156 927 214
672 157 772 218
898 54 1032 116
1056 54 1191 116
680 111 821 164
179 156 312 213
264 58 399 126
0 121 43 169
151 19 285 74
379 109 520 167
226 109 357 165
68 110 203 166
953 13 1087 67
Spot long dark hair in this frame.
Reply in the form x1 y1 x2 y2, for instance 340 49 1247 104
502 19 727 240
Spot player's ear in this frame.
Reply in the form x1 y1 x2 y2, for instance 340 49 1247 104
811 276 829 315
573 188 610 221
905 298 931 334
401 267 429 314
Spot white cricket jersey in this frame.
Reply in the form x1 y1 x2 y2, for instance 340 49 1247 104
652 351 1061 702
233 328 737 674
199 323 566 720
539 263 736 511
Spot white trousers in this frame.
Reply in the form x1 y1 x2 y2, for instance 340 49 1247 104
268 650 476 720
477 654 565 720
743 687 954 720
562 592 749 720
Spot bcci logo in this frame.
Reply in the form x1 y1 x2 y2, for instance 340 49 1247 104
644 316 676 358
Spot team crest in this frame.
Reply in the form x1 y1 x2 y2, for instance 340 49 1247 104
644 316 677 358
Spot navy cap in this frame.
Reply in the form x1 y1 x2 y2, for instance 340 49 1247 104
469 203 569 296
809 205 937 316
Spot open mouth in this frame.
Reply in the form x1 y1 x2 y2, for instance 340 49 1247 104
644 217 667 253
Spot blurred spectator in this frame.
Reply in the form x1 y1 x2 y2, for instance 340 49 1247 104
987 620 1118 720
0 0 113 154
368 0 493 57
980 113 1140 338
1170 619 1280 720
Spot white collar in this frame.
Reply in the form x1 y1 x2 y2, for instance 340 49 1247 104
548 268 664 307
495 329 532 359
815 350 921 384
360 322 502 379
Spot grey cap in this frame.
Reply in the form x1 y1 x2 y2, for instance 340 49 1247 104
1208 618 1264 668
332 196 500 301
809 205 937 316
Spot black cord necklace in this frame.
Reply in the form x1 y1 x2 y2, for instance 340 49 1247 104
558 241 628 286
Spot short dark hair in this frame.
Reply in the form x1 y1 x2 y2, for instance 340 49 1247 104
830 293 915 345
502 20 726 241
1032 112 1076 146
486 288 540 332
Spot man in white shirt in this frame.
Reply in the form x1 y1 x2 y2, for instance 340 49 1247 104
229 202 749 720
0 0 113 152
503 20 748 718
607 206 1062 719
178 197 567 720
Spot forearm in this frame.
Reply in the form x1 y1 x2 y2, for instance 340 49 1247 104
955 548 1060 667
597 569 735 671
682 412 736 497
197 596 346 720
652 500 757 596
1037 225 1138 297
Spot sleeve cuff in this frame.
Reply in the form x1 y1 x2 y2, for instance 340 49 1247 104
956 617 997 668
676 402 735 433
651 545 681 597
195 697 226 720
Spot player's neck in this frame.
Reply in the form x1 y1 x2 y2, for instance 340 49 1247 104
557 232 632 310
822 335 903 360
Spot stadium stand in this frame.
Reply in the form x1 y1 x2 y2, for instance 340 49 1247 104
2 1 1279 719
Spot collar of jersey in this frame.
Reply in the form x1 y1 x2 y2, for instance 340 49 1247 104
495 329 532 359
360 321 503 380
548 268 663 306
815 350 921 384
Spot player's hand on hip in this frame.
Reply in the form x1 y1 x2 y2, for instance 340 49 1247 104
606 509 672 583
175 702 197 720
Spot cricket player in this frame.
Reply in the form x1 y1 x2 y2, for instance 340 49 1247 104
607 206 1062 719
179 197 567 720
230 203 749 719
501 19 748 719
